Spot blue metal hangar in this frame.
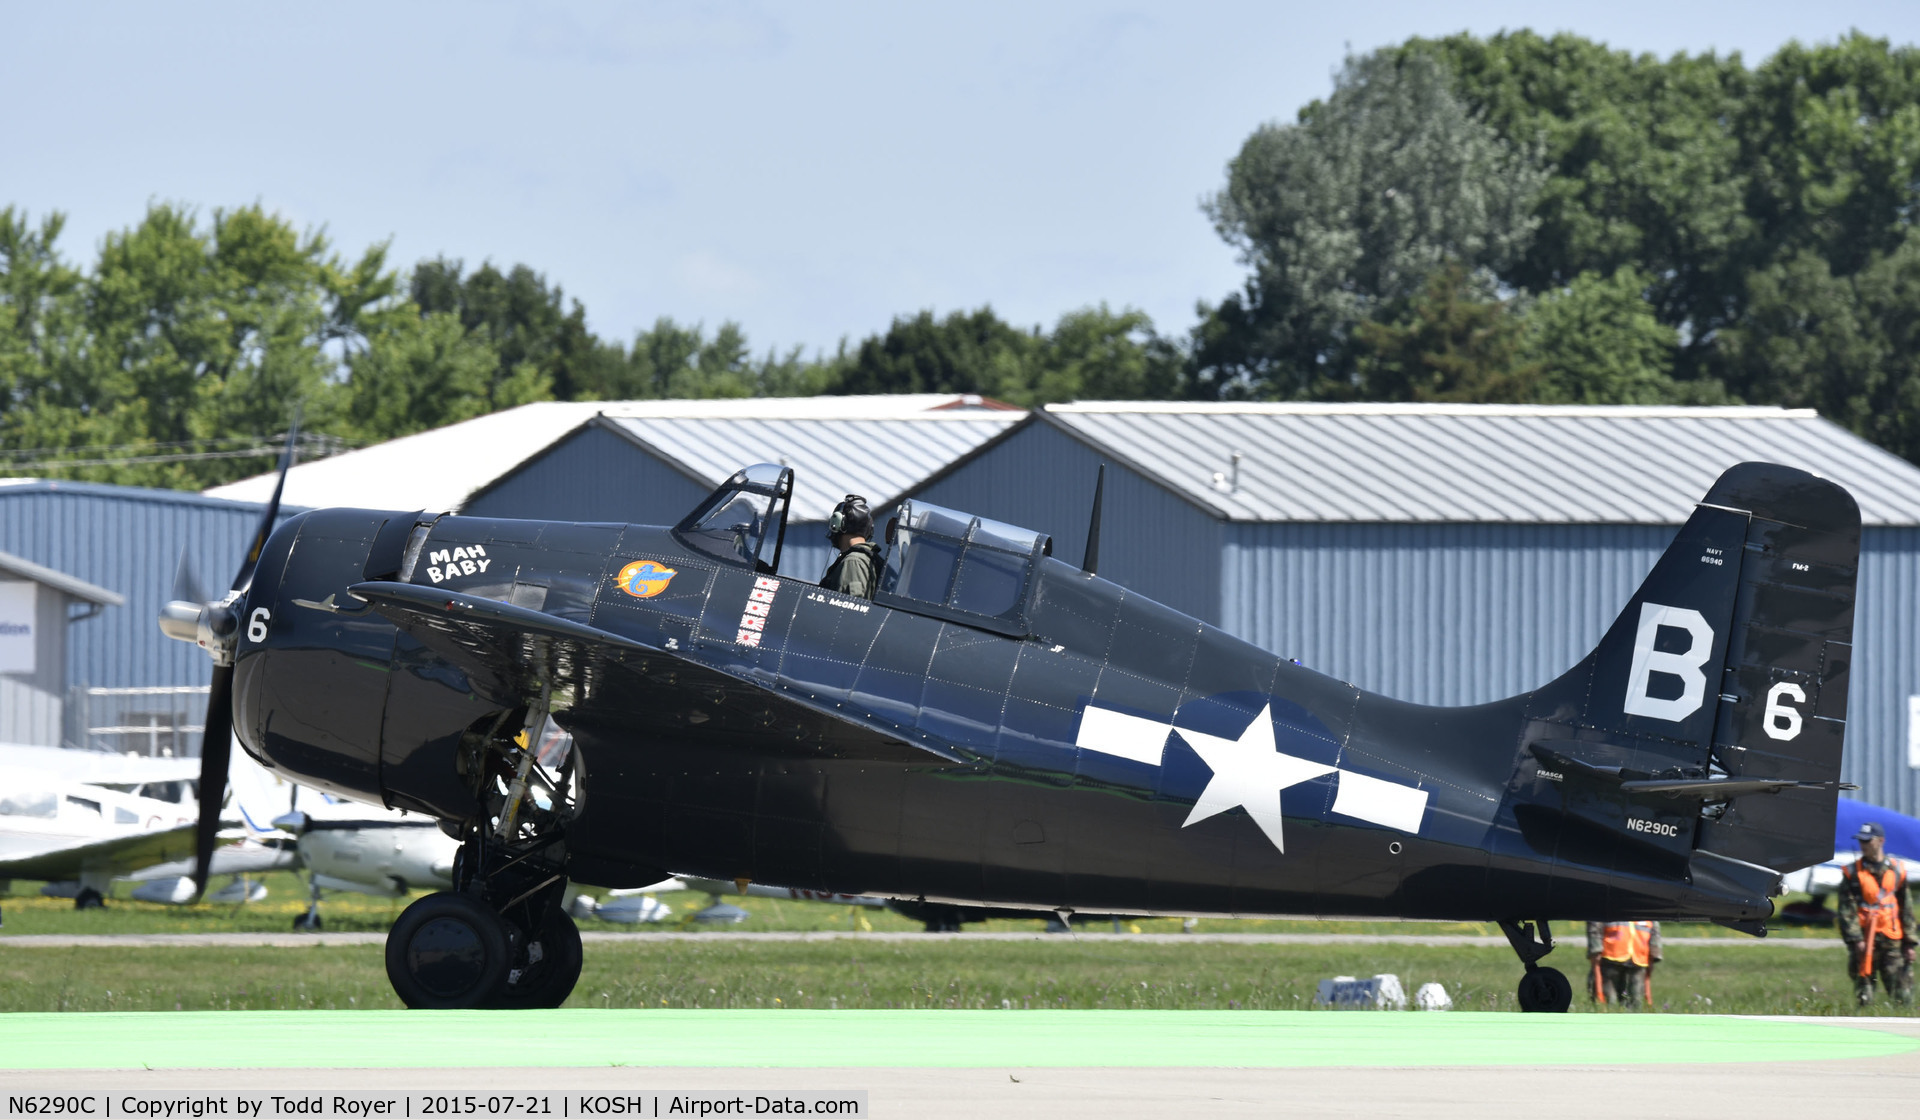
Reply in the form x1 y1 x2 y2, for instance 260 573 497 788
0 479 270 752
908 403 1920 816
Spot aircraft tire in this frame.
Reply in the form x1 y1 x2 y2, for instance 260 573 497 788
488 910 584 1009
385 892 511 1010
1516 966 1572 1013
74 887 105 910
293 908 323 931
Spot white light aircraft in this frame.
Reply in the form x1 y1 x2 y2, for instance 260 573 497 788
0 747 201 908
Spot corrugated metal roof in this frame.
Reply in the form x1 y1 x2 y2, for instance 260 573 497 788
0 548 125 605
205 395 1023 512
1044 403 1920 526
603 414 1023 522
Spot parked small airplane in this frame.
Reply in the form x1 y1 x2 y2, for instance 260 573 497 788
159 441 1859 1011
0 765 200 907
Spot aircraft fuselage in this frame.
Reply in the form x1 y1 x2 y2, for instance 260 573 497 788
230 493 1824 928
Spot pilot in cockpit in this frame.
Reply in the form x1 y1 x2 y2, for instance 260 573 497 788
820 494 882 599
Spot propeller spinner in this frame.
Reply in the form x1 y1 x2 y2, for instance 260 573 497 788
157 418 301 899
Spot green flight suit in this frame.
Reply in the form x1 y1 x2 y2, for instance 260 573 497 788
820 542 882 600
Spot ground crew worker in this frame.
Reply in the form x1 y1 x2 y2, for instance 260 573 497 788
1585 921 1661 1007
1838 821 1915 1005
819 495 881 599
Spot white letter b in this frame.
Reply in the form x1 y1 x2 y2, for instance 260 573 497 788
1623 602 1714 722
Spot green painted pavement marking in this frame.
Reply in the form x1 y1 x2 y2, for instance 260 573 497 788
0 1011 1912 1069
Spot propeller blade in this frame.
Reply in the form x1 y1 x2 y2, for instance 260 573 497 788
169 549 206 606
231 412 302 593
192 664 235 899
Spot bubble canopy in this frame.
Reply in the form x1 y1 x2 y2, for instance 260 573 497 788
675 463 794 573
677 464 1052 635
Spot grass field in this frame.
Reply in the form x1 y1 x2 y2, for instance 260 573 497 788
0 876 1886 1017
0 927 1885 1016
0 873 1845 938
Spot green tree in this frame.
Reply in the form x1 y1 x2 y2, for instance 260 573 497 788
1350 264 1539 402
834 307 1042 400
1414 31 1752 373
1522 268 1699 404
3 203 353 488
1197 49 1547 397
0 209 83 432
589 317 837 400
1034 305 1184 401
1740 35 1920 277
411 258 621 403
1713 232 1920 461
344 312 502 441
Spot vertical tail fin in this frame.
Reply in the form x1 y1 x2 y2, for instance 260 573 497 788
1526 463 1858 876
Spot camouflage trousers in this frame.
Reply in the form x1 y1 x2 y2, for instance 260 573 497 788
1850 939 1914 1005
1590 960 1652 1007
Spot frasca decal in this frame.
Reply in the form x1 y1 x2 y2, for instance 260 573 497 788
615 560 678 599
737 576 780 647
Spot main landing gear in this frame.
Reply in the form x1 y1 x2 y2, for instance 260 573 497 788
1500 918 1572 1013
385 699 585 1010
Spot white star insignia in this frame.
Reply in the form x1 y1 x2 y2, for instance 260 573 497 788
1178 704 1335 853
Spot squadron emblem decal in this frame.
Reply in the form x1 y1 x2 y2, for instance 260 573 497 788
615 560 677 599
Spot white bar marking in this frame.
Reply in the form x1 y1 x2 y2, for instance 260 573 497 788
1332 770 1428 834
1075 706 1172 765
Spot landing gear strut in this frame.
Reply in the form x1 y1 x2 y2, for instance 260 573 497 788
293 872 323 930
384 699 584 1010
1500 918 1572 1013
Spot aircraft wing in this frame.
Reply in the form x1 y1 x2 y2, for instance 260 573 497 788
348 581 964 765
0 823 200 882
123 840 300 881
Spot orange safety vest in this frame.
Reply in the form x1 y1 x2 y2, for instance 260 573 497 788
1599 922 1654 968
1852 860 1907 976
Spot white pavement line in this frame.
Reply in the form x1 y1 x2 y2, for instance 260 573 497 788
0 931 1849 947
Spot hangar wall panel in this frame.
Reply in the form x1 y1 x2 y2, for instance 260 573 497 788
0 483 265 691
1222 522 1675 707
1849 531 1920 817
913 422 1224 624
462 425 709 527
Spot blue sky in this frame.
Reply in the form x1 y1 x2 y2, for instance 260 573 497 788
6 2 1918 356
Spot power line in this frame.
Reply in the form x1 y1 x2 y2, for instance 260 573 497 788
0 432 359 470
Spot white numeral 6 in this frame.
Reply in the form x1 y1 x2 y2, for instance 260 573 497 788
247 607 271 644
1763 681 1806 741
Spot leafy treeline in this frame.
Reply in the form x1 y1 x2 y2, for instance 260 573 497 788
0 206 1177 487
1198 31 1920 461
5 30 1920 487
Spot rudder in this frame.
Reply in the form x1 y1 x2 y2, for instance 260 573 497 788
1523 462 1859 877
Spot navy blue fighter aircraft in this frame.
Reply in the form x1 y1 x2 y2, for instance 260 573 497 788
159 451 1857 1011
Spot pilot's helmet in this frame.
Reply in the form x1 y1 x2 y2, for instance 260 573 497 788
828 495 874 540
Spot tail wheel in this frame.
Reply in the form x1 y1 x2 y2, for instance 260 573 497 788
1517 966 1572 1013
385 892 510 1009
488 909 583 1009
